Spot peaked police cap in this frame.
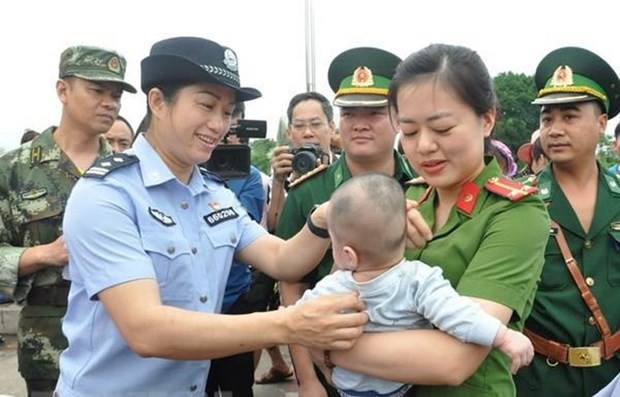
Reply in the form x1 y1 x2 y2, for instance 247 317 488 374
533 46 620 118
328 47 401 107
141 36 261 102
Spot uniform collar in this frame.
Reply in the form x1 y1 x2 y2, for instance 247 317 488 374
29 126 112 174
333 150 414 189
132 134 205 192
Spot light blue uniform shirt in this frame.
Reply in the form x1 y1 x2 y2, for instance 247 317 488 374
56 134 267 397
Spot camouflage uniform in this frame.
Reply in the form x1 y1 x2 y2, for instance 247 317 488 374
0 127 112 388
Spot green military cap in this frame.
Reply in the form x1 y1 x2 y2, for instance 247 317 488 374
532 46 620 118
59 45 137 93
328 47 401 107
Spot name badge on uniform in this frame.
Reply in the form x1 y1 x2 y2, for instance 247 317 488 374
204 207 239 227
148 207 176 227
21 188 47 200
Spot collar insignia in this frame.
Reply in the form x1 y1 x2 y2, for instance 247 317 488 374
550 65 574 87
352 66 374 87
148 207 176 227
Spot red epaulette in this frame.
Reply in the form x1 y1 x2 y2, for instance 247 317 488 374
288 164 328 189
484 176 537 202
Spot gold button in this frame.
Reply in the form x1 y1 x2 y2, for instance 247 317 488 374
586 277 595 287
167 246 175 255
584 240 592 249
181 201 189 209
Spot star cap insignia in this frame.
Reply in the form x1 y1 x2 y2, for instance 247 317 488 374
550 65 574 87
352 66 374 87
107 56 122 74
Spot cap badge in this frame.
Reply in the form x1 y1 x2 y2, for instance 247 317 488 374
223 48 238 72
352 66 374 87
550 65 574 87
107 56 121 74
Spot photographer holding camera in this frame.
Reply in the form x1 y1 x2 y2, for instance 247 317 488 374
267 92 336 232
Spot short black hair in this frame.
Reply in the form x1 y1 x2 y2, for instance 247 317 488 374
615 121 620 139
286 91 334 124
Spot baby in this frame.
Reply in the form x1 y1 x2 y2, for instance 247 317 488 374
299 172 533 397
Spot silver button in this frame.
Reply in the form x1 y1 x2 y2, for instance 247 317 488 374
199 295 208 303
189 385 197 391
191 247 197 254
167 246 175 255
586 277 595 287
230 235 237 244
181 201 189 209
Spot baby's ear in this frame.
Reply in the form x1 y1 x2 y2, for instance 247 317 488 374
343 245 359 270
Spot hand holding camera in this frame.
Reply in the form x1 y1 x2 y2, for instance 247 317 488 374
271 144 328 182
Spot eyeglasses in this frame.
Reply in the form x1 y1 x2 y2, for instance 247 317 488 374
290 120 326 132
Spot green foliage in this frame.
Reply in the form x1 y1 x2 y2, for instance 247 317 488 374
250 138 277 175
597 134 617 169
493 72 539 153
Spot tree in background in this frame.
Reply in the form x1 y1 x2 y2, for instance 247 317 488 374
493 72 539 153
251 138 277 175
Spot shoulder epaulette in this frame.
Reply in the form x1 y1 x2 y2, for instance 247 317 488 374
198 167 227 186
289 164 328 189
83 153 139 179
484 176 537 202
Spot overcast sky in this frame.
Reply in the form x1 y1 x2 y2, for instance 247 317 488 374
1 0 619 151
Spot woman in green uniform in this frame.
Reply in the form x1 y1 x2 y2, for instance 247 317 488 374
325 44 550 396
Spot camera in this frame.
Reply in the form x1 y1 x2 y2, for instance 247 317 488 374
290 144 328 175
203 119 267 179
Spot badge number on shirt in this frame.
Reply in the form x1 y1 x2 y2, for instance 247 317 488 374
204 207 239 226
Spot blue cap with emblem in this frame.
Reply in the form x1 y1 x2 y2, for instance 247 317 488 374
141 36 261 102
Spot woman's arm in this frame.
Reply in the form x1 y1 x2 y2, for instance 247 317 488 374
330 298 511 385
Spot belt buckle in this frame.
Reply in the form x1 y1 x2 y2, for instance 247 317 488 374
568 346 601 367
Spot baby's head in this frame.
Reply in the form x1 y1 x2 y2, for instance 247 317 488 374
328 172 406 272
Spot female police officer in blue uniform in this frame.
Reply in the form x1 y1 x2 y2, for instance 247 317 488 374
54 36 367 397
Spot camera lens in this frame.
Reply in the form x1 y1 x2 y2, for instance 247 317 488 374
292 151 317 175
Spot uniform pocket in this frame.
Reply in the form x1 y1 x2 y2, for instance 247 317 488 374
16 199 63 245
607 230 620 286
141 231 194 305
538 234 571 290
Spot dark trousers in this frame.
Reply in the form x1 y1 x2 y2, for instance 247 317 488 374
26 379 56 397
206 350 255 397
206 292 256 397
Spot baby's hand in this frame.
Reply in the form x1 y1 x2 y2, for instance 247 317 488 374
495 327 534 374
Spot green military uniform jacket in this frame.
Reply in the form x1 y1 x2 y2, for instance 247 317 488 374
276 151 414 286
0 126 112 380
515 164 620 397
405 159 549 397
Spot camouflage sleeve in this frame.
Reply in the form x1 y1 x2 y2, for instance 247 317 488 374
0 158 28 299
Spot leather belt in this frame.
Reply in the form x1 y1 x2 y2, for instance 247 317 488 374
524 328 602 367
27 285 70 307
